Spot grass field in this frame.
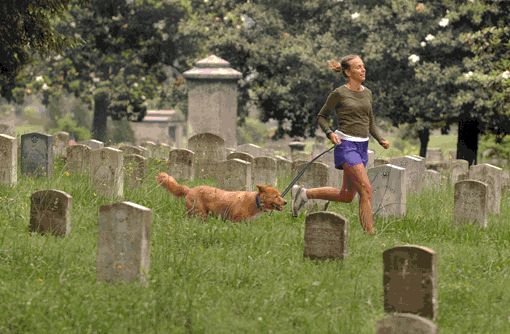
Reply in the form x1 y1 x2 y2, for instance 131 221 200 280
1 148 509 333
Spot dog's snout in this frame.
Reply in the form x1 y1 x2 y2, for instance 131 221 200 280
283 200 287 205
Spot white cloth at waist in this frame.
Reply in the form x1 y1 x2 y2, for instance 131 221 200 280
334 130 369 142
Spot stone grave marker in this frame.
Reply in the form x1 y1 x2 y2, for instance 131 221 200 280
253 157 277 189
155 143 171 160
292 151 309 162
303 211 349 260
502 170 510 195
216 158 252 192
237 143 262 158
20 132 53 179
453 180 488 228
119 145 144 157
468 163 502 215
168 149 195 181
383 245 438 321
261 148 275 158
29 190 72 237
367 165 406 218
124 154 147 190
387 156 425 195
446 159 469 185
376 313 438 334
275 156 292 181
139 141 157 158
89 147 124 198
227 152 254 165
78 139 104 150
187 132 225 180
52 131 70 161
374 158 390 166
367 149 375 169
448 150 456 160
0 134 17 187
66 144 91 175
426 148 442 163
422 170 443 191
293 161 329 213
96 201 152 285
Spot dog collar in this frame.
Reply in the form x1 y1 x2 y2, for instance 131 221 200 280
255 194 264 211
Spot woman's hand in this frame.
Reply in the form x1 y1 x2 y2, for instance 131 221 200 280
381 140 390 149
329 133 341 145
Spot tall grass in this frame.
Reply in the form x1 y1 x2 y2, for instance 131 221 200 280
0 149 509 333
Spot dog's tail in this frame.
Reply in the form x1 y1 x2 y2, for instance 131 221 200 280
156 172 190 198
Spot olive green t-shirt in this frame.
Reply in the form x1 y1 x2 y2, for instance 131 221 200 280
317 85 385 144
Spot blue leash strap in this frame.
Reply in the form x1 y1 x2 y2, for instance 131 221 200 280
269 142 339 216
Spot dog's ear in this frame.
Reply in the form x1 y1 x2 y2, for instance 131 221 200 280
256 184 266 192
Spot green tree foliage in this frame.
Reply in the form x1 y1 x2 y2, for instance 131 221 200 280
0 0 89 100
11 0 197 143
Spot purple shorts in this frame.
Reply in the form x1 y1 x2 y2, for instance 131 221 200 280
334 139 369 170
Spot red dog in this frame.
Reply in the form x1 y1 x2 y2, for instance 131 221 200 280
156 172 287 222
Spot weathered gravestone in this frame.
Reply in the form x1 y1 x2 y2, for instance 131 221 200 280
275 156 292 181
502 170 510 195
293 162 330 214
448 150 456 160
292 151 309 162
367 149 375 169
187 132 225 180
168 149 195 181
96 201 152 285
66 144 91 175
216 158 252 192
29 190 72 237
374 158 390 166
261 148 275 158
303 211 348 260
446 159 469 185
155 143 171 160
227 152 254 165
387 156 425 195
77 139 104 150
119 145 147 158
426 148 442 163
237 143 262 158
421 170 444 191
253 157 277 189
376 313 438 334
383 245 438 321
89 147 124 198
367 165 406 218
21 132 53 179
52 131 70 161
139 141 157 158
453 180 488 228
0 134 17 187
468 163 502 215
124 154 147 190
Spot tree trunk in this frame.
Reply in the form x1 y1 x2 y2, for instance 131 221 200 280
91 91 109 144
456 113 479 167
417 128 430 158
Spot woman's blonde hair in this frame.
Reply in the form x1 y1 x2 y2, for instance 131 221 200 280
329 55 361 80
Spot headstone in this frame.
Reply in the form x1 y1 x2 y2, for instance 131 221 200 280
124 154 147 190
310 142 328 163
383 245 438 320
293 161 329 213
376 313 438 334
237 143 262 158
227 152 254 165
367 149 375 169
77 139 104 150
216 158 252 192
426 148 442 163
367 165 406 218
89 147 124 198
155 143 171 160
448 150 456 160
52 131 70 160
292 151 309 162
453 180 488 228
253 157 277 189
187 132 226 180
226 147 236 156
275 156 292 181
502 170 510 195
29 190 72 237
303 211 349 260
311 143 341 190
387 156 425 195
422 170 442 191
96 201 152 285
468 163 502 215
0 134 17 187
139 141 157 158
20 132 53 179
446 159 468 184
119 145 145 158
261 148 275 158
168 149 195 181
66 144 91 175
374 158 390 166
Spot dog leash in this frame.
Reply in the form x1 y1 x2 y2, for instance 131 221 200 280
269 142 339 216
